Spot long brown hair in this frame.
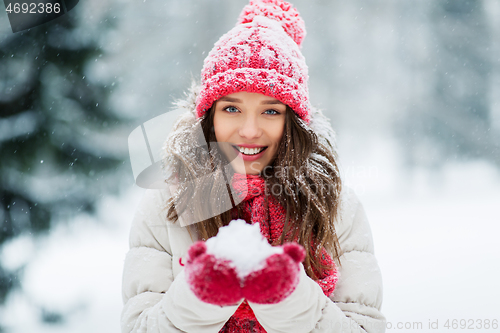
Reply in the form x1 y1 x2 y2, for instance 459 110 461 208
163 98 343 279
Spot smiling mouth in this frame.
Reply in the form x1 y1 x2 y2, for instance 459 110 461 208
232 145 268 155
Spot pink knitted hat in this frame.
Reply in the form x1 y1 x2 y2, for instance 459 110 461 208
195 0 311 124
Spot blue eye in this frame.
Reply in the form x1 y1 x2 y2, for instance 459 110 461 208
264 109 280 115
224 106 239 113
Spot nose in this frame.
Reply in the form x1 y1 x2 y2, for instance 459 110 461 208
238 114 262 139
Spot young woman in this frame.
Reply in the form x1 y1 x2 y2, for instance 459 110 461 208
121 0 385 332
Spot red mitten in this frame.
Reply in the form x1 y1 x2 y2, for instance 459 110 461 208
184 241 243 306
242 242 306 304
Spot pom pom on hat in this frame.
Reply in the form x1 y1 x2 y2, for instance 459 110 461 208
237 0 306 48
195 0 311 123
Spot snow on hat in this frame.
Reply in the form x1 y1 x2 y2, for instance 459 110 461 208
195 0 311 124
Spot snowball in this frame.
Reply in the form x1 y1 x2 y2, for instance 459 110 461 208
205 219 282 279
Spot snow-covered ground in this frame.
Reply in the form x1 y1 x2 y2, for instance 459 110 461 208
0 186 143 333
340 135 500 332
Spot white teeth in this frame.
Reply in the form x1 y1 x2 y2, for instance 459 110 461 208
237 146 265 155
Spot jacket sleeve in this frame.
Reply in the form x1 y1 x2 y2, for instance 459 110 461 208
121 189 241 333
248 187 386 333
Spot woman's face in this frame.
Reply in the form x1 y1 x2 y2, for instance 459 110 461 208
213 91 286 175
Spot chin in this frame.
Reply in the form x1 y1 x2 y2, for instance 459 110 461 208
245 162 265 175
229 163 262 175
245 169 261 175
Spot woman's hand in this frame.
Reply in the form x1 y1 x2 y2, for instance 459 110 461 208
242 243 306 304
184 241 243 306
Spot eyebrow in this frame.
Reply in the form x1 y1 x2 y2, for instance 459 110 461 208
219 96 285 105
261 100 285 105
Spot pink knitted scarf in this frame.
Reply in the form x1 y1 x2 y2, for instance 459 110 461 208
219 173 338 333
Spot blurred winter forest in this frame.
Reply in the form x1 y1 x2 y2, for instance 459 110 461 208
0 0 499 332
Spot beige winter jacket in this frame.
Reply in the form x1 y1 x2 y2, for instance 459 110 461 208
121 184 385 333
